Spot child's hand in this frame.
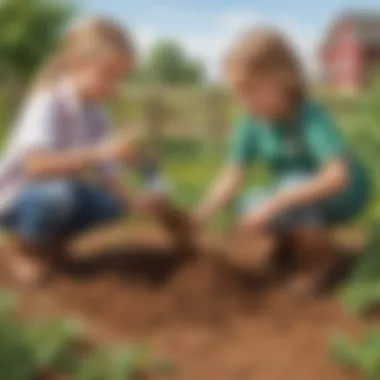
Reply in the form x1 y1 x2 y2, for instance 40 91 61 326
191 210 210 231
98 132 144 162
132 193 162 215
239 203 277 233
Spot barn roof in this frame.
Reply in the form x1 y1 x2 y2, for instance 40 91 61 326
339 11 380 45
320 10 380 50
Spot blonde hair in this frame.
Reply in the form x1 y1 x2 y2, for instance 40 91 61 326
32 16 134 92
225 26 306 111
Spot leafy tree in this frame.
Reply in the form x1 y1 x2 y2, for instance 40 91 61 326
0 0 75 115
135 40 205 85
0 0 75 83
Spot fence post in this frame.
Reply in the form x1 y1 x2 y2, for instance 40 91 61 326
203 87 228 157
142 87 166 177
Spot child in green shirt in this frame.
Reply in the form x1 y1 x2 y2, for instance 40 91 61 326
195 27 370 295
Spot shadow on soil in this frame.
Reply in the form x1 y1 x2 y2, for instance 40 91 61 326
54 242 357 295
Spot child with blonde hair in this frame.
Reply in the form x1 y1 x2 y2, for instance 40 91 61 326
195 27 370 295
0 17 154 283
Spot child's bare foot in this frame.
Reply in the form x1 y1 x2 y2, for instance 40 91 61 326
4 236 52 287
8 253 48 287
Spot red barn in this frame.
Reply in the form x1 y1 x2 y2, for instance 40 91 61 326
320 11 380 92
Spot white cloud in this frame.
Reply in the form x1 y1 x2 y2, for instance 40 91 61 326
133 9 322 81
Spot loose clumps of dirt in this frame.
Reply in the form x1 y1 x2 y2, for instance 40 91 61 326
0 221 364 380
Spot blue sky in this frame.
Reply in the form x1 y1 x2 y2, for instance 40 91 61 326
78 0 380 78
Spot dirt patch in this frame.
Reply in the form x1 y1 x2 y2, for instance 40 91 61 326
0 225 365 380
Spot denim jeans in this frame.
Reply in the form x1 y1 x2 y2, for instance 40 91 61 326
239 173 322 231
1 180 123 245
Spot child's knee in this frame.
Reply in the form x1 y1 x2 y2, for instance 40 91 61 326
15 180 76 243
21 180 75 219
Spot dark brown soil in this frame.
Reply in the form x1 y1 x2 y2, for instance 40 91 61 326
0 224 366 380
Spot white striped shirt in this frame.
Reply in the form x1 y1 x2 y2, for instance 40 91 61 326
0 79 117 213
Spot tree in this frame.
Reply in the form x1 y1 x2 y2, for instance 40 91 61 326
0 0 75 92
135 40 205 85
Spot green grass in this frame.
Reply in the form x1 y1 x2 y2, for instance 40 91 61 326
159 137 273 229
163 152 234 229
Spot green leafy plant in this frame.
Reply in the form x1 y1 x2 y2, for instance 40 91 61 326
0 292 82 379
0 292 173 380
332 330 380 380
341 221 380 314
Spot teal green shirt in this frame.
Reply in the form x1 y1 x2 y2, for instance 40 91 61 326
230 102 370 221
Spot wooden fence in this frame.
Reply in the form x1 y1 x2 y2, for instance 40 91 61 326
112 85 233 139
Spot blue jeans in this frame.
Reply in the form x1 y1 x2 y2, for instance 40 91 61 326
240 170 369 231
1 180 123 245
239 173 324 231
